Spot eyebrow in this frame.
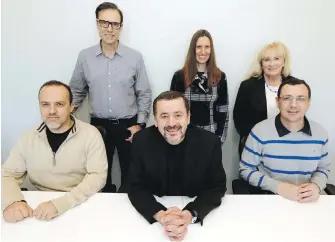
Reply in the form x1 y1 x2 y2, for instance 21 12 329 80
40 101 65 104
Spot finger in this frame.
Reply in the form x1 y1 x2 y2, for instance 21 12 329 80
125 135 133 142
14 209 24 222
165 218 186 227
165 224 179 233
18 206 29 218
166 207 180 213
173 224 187 234
40 209 49 220
298 186 312 194
34 205 44 219
162 214 182 224
298 190 312 200
298 195 315 203
28 206 34 217
298 183 310 188
165 226 186 238
175 227 188 240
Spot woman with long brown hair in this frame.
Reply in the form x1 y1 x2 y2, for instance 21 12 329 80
170 29 229 144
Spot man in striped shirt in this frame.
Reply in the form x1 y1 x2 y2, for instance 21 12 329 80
240 77 330 202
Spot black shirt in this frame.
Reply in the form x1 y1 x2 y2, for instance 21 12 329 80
46 125 73 153
166 137 187 196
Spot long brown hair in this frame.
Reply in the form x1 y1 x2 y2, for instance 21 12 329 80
182 29 221 87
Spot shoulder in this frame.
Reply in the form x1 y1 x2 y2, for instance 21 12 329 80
173 69 184 79
188 125 220 147
241 76 262 87
251 117 276 139
75 119 102 139
78 44 100 58
308 119 328 140
133 125 159 144
119 43 143 60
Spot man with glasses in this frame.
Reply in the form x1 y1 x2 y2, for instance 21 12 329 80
239 77 330 202
69 2 152 192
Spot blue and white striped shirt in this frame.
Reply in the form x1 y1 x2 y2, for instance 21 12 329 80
239 115 330 193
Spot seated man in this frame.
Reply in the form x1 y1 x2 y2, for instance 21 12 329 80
239 77 330 202
128 91 226 241
2 81 107 222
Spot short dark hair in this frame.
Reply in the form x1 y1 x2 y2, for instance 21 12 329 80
38 80 73 104
95 2 123 24
277 77 311 98
153 91 190 116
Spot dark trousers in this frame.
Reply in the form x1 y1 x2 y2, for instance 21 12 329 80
91 116 137 192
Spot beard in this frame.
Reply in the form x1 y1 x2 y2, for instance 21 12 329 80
163 125 186 145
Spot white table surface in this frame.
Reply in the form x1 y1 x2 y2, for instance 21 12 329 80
1 192 334 242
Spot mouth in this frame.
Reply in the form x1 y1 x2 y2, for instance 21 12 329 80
48 117 59 120
198 55 208 59
165 126 182 135
105 34 115 38
287 110 299 115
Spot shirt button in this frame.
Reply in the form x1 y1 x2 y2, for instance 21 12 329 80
109 98 111 100
108 73 111 75
109 110 112 112
109 85 111 87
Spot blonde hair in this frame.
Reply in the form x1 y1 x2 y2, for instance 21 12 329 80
247 42 291 79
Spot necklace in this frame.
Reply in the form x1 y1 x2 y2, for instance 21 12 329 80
265 82 279 93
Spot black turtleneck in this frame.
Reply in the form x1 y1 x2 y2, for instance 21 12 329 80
46 125 73 153
166 137 187 196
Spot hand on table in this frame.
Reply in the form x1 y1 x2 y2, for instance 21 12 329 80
34 201 58 221
155 207 192 241
297 183 320 203
3 201 33 223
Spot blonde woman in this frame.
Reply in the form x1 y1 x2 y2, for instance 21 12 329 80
233 42 294 156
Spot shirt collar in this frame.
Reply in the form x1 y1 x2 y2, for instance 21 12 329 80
275 114 312 137
95 40 123 57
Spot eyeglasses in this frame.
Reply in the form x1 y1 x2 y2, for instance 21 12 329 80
97 19 122 29
279 95 309 103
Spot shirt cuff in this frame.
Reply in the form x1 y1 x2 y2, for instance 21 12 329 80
137 113 147 124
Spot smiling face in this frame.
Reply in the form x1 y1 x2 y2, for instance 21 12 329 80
96 9 122 46
154 98 190 145
277 84 310 124
195 36 211 64
39 85 74 133
261 49 285 78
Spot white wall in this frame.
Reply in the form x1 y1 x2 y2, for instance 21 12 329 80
2 0 335 191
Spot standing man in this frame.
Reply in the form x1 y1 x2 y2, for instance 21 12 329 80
69 2 152 192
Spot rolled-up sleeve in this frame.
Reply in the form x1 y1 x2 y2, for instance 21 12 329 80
134 54 152 124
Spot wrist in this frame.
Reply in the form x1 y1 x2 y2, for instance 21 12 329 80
186 209 197 224
154 210 166 224
136 123 146 129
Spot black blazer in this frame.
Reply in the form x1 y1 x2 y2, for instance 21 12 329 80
233 75 293 155
128 125 227 225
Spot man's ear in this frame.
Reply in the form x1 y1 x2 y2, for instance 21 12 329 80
276 97 279 108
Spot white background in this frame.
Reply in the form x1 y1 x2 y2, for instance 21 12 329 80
2 0 335 191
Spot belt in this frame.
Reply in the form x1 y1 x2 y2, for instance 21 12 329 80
91 116 137 125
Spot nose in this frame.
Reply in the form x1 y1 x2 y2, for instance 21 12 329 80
49 104 56 114
107 24 113 32
167 116 177 126
289 98 298 107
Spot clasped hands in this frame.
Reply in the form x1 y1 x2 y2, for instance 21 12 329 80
3 200 58 223
154 207 193 241
277 182 321 202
